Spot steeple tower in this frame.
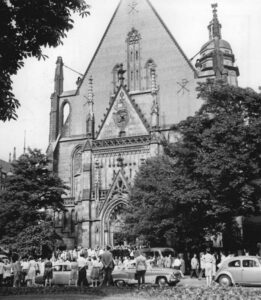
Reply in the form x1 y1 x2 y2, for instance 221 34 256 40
86 76 95 138
150 67 159 129
197 4 239 86
208 3 222 40
49 56 65 144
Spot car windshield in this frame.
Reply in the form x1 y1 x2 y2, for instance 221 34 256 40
141 251 154 258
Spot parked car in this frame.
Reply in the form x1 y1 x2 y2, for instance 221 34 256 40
215 256 261 287
112 260 179 287
35 262 92 285
139 247 175 259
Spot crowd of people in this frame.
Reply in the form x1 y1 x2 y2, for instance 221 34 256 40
0 245 251 288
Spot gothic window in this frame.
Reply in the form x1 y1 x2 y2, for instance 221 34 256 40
62 103 70 124
112 64 121 93
71 209 75 233
72 147 82 198
63 210 69 231
145 59 156 89
59 101 71 137
126 27 141 91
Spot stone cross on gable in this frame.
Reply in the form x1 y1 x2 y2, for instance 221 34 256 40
128 1 138 15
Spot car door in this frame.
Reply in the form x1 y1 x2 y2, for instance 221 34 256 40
53 265 63 285
241 259 261 285
227 259 242 283
53 264 70 285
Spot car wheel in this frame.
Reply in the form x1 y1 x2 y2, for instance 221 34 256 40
218 275 232 288
157 277 168 287
114 279 126 287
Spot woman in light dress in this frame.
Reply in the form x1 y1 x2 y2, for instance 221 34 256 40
204 249 214 287
90 256 103 287
27 256 38 286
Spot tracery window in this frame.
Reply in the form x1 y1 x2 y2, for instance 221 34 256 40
72 147 82 199
145 59 156 89
126 27 141 91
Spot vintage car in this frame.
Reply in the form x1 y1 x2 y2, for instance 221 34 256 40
139 247 175 259
35 262 91 285
215 256 261 287
112 261 179 287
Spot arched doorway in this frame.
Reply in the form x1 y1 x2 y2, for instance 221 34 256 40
108 203 127 246
100 197 128 247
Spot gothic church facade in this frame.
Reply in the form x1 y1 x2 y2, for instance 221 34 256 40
47 0 239 249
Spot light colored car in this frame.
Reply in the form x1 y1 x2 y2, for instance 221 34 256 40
35 262 91 285
140 247 175 259
215 256 261 287
112 260 178 286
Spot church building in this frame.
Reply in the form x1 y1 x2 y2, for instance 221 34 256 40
47 0 239 249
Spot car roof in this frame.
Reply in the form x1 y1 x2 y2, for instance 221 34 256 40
140 248 174 251
226 256 260 261
53 262 71 266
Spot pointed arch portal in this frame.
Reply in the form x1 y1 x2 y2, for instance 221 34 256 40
99 170 130 247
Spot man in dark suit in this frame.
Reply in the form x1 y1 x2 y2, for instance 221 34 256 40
101 246 114 286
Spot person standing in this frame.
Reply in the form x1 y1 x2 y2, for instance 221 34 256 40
100 246 114 287
27 256 37 286
12 256 22 287
204 248 214 287
3 259 13 287
90 256 103 287
179 254 185 275
43 257 53 287
199 252 206 280
77 254 88 286
0 259 4 287
190 254 199 278
135 251 147 286
69 258 78 286
172 255 181 270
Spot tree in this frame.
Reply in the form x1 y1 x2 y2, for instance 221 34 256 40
0 0 90 121
124 155 209 250
0 148 68 256
173 83 261 247
125 83 261 250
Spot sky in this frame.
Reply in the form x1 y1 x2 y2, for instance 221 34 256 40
0 0 261 161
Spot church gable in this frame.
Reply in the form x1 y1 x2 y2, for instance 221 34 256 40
97 85 149 140
72 0 199 134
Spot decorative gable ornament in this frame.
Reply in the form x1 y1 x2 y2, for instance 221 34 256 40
126 27 141 44
112 91 130 130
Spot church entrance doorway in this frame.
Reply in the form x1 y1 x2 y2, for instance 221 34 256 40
101 199 128 247
108 203 127 246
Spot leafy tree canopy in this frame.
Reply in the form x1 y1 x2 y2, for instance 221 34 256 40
0 0 90 121
0 148 68 256
125 82 261 250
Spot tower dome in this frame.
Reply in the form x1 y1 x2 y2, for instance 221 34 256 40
196 4 239 86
